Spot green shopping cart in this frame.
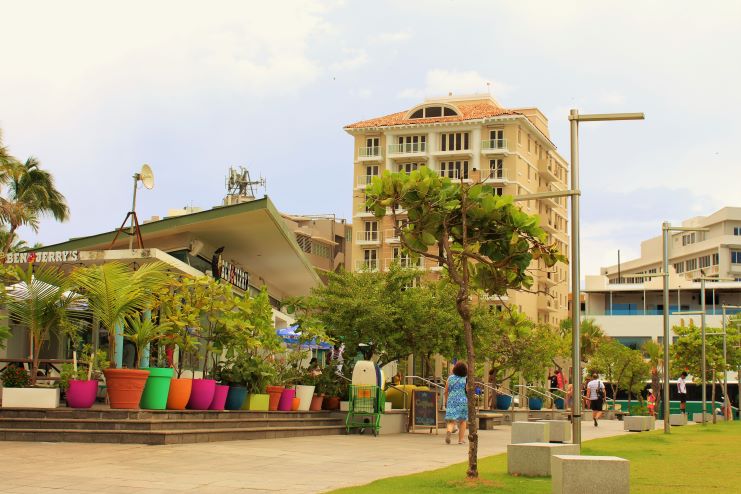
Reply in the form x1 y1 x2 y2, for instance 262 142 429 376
345 385 385 436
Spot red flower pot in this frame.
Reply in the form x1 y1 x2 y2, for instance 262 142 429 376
103 369 149 409
66 380 98 409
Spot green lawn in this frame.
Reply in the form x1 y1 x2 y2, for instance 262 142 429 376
328 422 741 493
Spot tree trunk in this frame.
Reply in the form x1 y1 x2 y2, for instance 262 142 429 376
30 334 42 386
457 291 478 478
2 224 18 255
711 370 717 424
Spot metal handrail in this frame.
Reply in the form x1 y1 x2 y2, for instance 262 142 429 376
385 384 410 411
515 384 562 402
404 375 444 391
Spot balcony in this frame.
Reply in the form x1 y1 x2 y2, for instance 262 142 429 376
481 139 510 154
356 230 381 245
543 271 560 287
480 168 509 183
437 168 472 181
385 257 424 270
541 218 559 235
539 157 559 182
388 142 427 158
355 205 375 218
358 146 382 161
384 228 401 244
356 174 379 189
542 182 565 208
538 297 558 312
355 259 379 272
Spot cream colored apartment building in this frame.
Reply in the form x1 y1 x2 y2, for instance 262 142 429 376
343 94 570 326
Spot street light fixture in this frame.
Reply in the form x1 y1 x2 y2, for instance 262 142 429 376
568 110 644 444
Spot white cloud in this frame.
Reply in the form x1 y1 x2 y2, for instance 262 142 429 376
330 48 369 72
370 31 412 44
398 69 512 100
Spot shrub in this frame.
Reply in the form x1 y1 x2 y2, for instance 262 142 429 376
1 366 32 388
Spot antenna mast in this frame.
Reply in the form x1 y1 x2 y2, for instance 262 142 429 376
224 166 266 206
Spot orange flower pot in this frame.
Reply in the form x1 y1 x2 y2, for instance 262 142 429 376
166 378 192 410
103 369 149 409
267 385 284 411
291 397 301 411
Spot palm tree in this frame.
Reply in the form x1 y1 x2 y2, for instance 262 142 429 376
642 340 663 416
72 262 169 368
558 318 607 364
124 316 171 369
6 265 84 385
0 156 70 255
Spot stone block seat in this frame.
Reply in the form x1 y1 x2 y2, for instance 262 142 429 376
669 413 688 426
507 443 579 477
511 421 549 444
551 455 630 494
693 413 723 423
478 413 503 430
538 419 571 443
623 415 654 432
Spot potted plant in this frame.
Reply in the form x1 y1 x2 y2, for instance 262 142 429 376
273 352 304 411
3 265 82 408
317 367 343 411
124 315 173 410
244 358 274 411
553 389 566 410
527 386 546 411
61 345 109 409
164 328 199 410
72 261 168 409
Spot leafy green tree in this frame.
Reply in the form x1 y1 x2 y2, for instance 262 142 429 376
0 154 69 255
619 350 651 408
6 265 84 384
641 340 664 417
558 318 607 365
366 167 564 478
589 338 634 407
72 261 169 368
300 265 461 368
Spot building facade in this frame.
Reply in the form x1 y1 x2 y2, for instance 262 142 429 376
344 94 570 326
584 207 741 346
281 213 352 281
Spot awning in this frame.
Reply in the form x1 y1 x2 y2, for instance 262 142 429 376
277 325 331 350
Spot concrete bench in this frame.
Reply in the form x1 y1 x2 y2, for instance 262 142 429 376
507 443 580 477
669 413 688 426
479 413 503 430
551 455 630 494
511 421 549 444
538 420 571 443
623 415 654 432
693 413 724 423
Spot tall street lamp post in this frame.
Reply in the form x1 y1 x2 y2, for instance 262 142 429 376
568 110 644 444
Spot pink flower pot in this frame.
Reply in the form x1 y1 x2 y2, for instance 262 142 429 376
208 384 230 410
186 379 216 410
66 380 98 409
278 388 296 411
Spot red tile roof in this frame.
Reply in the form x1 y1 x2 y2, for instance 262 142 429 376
344 102 521 129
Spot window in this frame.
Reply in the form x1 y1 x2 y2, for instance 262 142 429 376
732 251 741 264
487 129 505 149
312 242 331 258
682 233 697 246
296 234 311 253
734 227 741 236
363 249 378 269
440 132 470 151
493 187 503 196
686 258 698 271
517 128 522 144
699 255 711 269
712 253 719 265
440 160 469 180
527 136 531 153
363 164 379 185
409 105 458 119
397 135 426 153
398 162 422 174
363 221 378 241
366 137 379 151
674 262 685 274
487 159 504 179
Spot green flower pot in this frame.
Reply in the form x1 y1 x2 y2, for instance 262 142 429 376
248 393 270 411
140 367 174 410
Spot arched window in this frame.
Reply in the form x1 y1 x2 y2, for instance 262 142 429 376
408 105 459 119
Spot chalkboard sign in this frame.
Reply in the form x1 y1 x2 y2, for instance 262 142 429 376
412 390 438 433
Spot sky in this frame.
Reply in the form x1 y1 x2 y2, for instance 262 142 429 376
1 0 740 283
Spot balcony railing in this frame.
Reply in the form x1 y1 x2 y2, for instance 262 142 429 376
481 139 508 151
355 259 379 272
356 230 381 244
385 257 423 270
481 168 508 181
356 174 378 188
388 142 427 154
438 168 470 180
358 146 381 158
384 228 401 243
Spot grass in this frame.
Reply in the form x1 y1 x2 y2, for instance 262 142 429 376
328 422 741 493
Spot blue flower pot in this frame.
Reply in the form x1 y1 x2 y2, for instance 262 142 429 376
528 397 543 411
554 397 565 410
225 386 248 410
496 394 513 410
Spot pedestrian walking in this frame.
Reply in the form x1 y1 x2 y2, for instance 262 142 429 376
677 371 688 415
647 389 656 417
586 373 606 426
444 362 468 445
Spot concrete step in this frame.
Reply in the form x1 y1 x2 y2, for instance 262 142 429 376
0 416 343 431
0 425 345 445
0 408 330 420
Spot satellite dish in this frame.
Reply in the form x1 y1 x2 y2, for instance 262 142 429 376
140 164 154 190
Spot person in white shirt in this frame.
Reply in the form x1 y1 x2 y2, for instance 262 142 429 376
586 373 606 426
677 371 688 415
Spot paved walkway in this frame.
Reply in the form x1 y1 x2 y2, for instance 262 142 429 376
0 420 634 494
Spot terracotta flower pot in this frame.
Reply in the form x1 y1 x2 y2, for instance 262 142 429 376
309 394 324 411
103 369 149 409
291 397 301 411
324 396 340 410
267 385 284 411
66 380 98 409
166 378 192 410
187 379 216 410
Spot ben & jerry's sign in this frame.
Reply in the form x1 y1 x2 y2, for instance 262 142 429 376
4 251 80 264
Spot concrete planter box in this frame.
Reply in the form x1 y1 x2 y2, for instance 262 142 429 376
340 401 350 412
552 455 630 494
507 443 580 477
669 414 688 426
1 387 60 408
693 413 723 423
539 420 572 443
511 421 549 444
623 415 654 432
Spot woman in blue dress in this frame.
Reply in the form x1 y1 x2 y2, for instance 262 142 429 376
444 361 468 445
